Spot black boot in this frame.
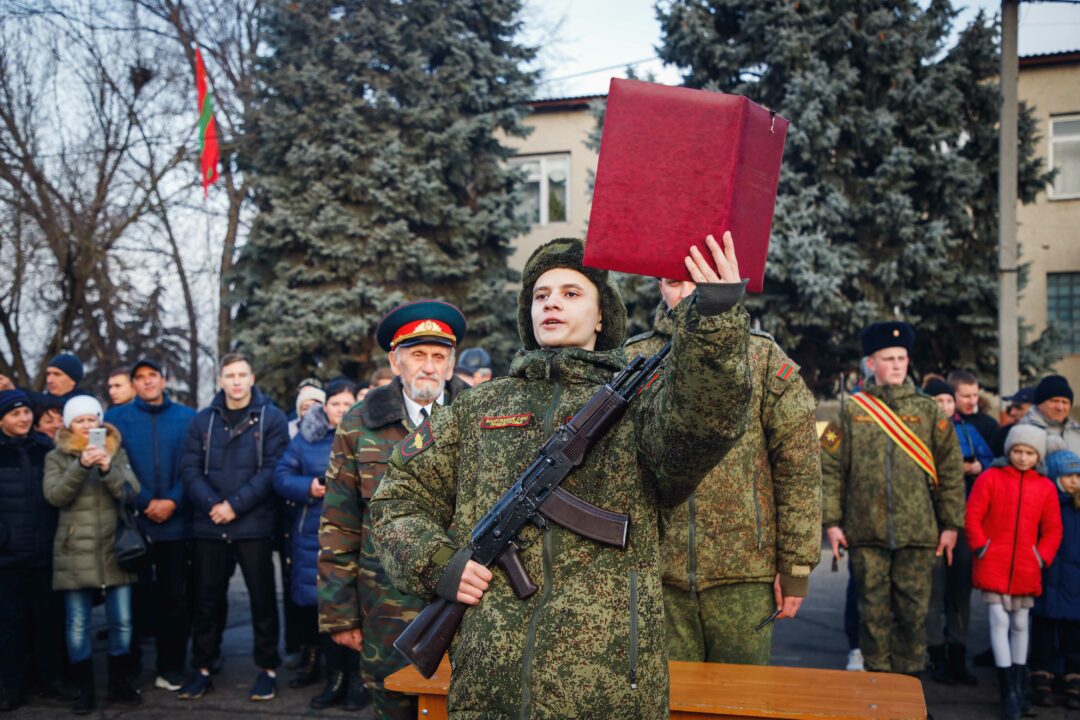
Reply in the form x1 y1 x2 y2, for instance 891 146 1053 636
106 654 141 706
343 676 371 711
309 670 346 709
929 645 954 685
998 667 1022 720
289 645 321 689
40 677 81 702
1030 671 1054 707
1012 664 1033 716
1066 674 1080 710
948 643 978 686
0 685 22 712
71 659 95 716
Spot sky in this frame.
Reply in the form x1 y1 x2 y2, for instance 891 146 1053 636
526 0 1080 99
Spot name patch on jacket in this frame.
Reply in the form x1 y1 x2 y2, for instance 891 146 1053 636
400 420 434 462
481 413 533 430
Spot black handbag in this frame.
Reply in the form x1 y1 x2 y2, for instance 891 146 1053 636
115 484 151 572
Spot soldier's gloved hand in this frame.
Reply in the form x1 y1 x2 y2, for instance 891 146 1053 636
936 529 958 566
332 628 363 652
457 560 492 606
825 526 847 562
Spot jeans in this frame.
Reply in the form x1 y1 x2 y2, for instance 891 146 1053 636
65 585 133 662
0 566 66 691
191 537 280 670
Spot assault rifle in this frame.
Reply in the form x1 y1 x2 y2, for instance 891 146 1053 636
394 342 671 678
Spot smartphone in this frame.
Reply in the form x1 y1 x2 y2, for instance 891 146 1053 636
317 477 326 487
88 428 106 450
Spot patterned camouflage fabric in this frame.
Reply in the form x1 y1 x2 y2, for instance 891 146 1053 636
371 295 751 719
663 583 774 664
821 376 964 673
318 376 469 720
627 302 822 665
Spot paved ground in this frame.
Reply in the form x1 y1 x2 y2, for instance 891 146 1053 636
10 547 1078 718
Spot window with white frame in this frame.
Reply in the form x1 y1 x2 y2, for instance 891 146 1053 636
510 154 570 225
1050 115 1080 200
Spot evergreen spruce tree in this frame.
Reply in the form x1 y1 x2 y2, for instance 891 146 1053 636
657 1 1054 391
233 0 535 401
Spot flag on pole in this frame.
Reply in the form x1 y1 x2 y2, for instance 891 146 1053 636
195 48 220 196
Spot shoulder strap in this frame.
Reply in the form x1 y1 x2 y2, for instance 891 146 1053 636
850 392 939 488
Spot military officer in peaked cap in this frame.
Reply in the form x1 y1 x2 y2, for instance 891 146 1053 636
318 300 471 719
821 320 964 677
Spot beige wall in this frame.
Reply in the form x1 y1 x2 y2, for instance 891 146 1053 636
1017 59 1080 394
501 106 599 271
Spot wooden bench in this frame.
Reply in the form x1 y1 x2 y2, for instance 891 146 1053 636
384 658 927 719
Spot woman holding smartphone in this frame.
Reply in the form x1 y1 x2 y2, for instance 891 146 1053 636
43 395 140 715
273 380 366 711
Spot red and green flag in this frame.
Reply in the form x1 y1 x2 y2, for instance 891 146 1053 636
195 48 220 196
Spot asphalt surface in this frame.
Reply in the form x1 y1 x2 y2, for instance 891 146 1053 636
9 548 1078 718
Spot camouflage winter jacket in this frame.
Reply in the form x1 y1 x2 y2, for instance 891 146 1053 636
821 378 965 549
317 376 469 687
371 296 751 720
626 304 821 596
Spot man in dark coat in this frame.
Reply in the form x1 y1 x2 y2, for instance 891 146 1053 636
319 300 470 720
105 359 197 691
0 389 76 709
178 353 288 702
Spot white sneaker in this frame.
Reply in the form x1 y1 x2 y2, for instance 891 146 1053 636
154 675 183 691
846 648 865 671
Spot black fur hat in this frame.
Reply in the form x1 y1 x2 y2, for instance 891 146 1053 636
859 321 915 357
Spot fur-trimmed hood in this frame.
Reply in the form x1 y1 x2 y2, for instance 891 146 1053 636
299 403 334 443
54 423 122 457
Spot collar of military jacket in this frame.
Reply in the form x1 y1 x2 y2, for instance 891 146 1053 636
863 376 916 402
509 346 627 385
359 374 471 430
651 300 675 339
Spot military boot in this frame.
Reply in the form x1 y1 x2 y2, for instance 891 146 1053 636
289 645 321 689
998 667 1022 720
1012 664 1032 716
343 677 371 711
928 645 954 685
309 671 346 709
948 644 978 686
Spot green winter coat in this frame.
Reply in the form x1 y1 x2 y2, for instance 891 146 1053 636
626 305 822 596
43 424 140 591
371 295 751 720
820 378 964 549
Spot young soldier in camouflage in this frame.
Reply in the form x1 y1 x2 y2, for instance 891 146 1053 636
318 301 471 720
371 235 752 719
821 321 965 676
626 277 821 665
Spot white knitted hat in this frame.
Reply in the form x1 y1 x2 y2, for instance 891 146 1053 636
62 395 103 429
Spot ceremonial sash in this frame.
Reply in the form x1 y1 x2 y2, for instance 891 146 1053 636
850 392 939 488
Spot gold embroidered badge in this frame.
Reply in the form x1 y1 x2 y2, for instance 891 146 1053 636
481 413 533 430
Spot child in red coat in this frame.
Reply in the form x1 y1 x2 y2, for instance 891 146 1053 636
968 424 1063 720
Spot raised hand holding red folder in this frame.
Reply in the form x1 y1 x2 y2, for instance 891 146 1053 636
685 232 741 285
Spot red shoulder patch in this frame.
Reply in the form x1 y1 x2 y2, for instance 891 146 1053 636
937 418 951 432
481 413 533 430
776 363 795 381
400 419 434 462
637 371 662 396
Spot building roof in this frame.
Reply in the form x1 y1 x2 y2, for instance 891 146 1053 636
527 94 606 113
1020 50 1080 68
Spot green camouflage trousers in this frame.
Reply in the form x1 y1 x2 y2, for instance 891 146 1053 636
663 582 775 664
850 546 936 674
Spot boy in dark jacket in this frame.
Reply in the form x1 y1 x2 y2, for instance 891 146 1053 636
1030 446 1080 708
178 353 288 702
105 359 197 691
0 390 76 710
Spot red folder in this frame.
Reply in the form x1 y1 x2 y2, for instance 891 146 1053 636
584 79 788 293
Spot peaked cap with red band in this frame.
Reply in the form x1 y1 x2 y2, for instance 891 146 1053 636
376 300 467 352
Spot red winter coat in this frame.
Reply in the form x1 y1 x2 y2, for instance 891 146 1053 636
967 465 1063 597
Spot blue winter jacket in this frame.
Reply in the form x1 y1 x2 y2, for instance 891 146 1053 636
0 431 57 569
954 415 994 493
272 406 334 607
180 388 289 541
1035 487 1080 621
105 395 197 542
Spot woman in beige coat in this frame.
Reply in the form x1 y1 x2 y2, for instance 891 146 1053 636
43 395 141 714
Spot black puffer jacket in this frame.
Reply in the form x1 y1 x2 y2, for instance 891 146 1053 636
0 431 57 568
180 388 289 541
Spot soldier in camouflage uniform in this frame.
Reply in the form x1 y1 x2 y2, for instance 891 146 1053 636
821 321 965 675
626 276 821 665
318 300 471 720
371 235 752 719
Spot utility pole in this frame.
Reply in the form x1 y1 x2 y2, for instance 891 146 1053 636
998 0 1019 402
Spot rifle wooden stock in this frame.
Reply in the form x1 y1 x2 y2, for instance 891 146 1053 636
394 597 467 679
540 486 630 549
